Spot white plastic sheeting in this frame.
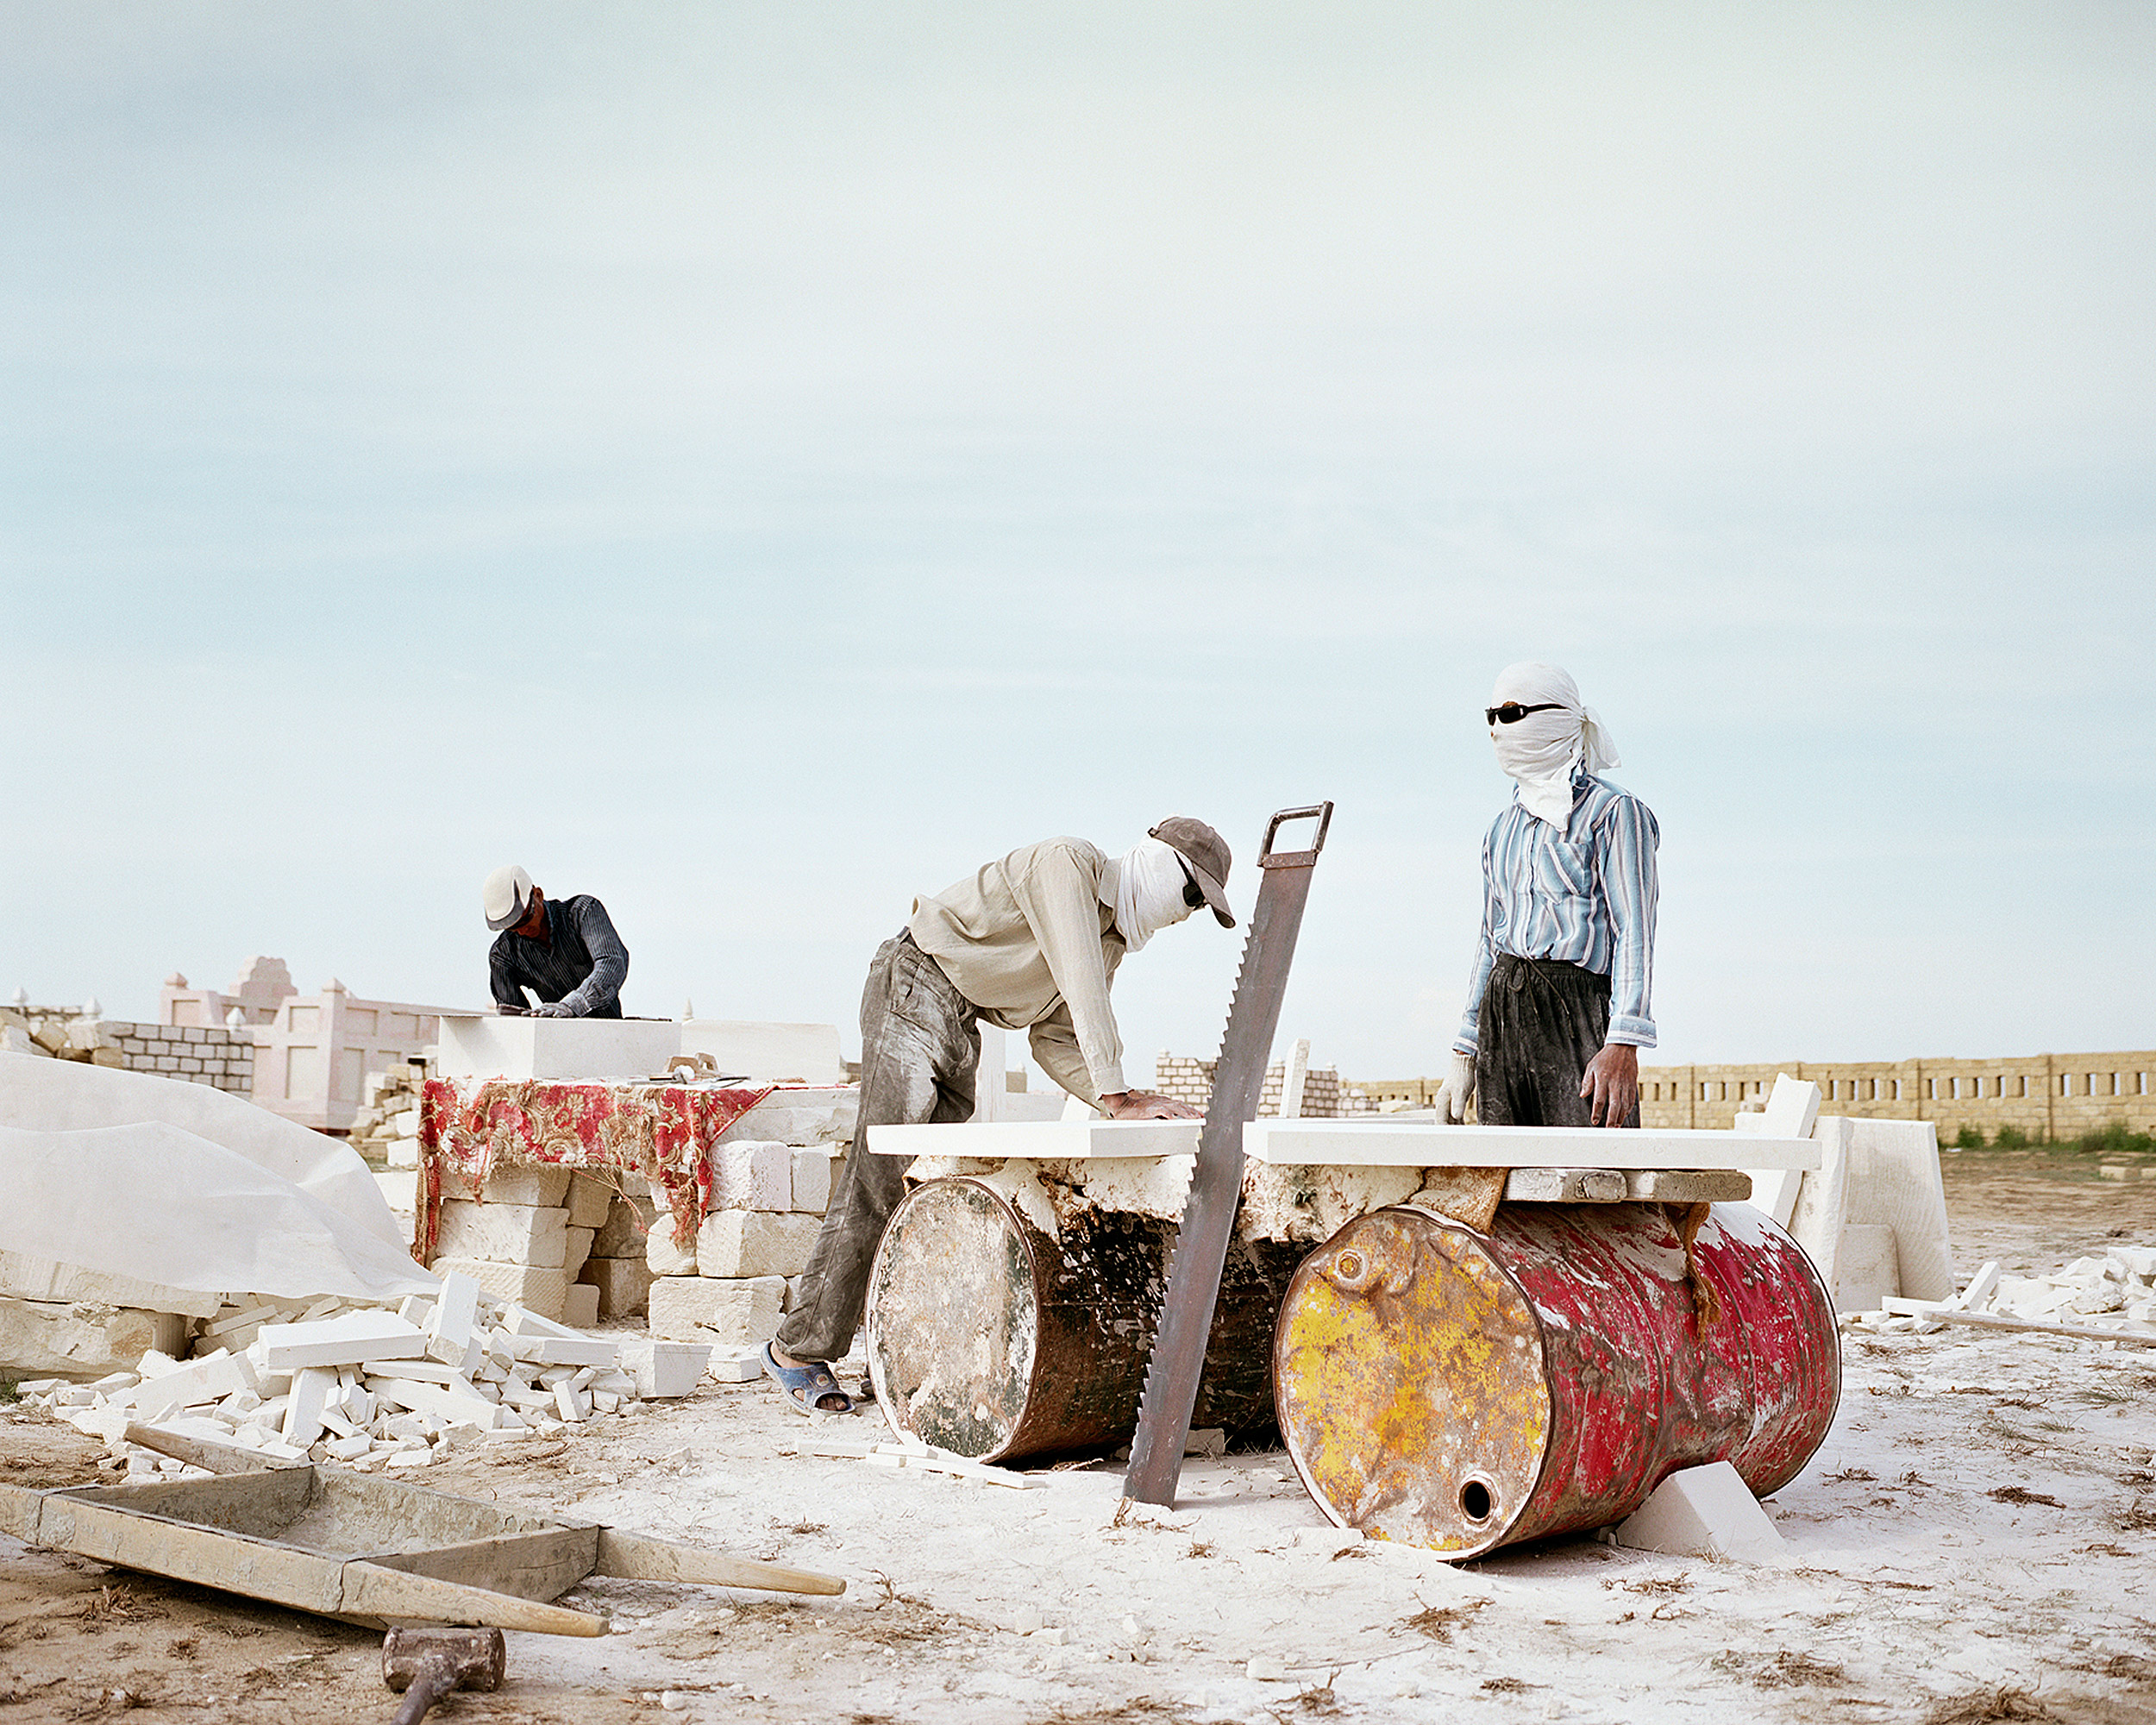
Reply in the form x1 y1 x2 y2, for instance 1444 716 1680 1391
0 1052 434 1305
0 1120 437 1304
0 1051 398 1247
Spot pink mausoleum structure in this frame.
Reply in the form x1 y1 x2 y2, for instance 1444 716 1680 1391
160 957 464 1134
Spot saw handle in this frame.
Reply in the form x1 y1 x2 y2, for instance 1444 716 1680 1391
1260 803 1333 869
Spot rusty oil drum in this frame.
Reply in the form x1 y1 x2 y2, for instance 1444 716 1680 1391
1274 1200 1839 1559
864 1176 1300 1463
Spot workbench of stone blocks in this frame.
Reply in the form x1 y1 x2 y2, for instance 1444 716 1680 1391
418 1073 854 1339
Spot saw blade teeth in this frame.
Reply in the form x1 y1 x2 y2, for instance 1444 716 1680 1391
1127 842 1326 1502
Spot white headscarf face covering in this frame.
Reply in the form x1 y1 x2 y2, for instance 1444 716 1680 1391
1112 837 1197 953
1488 662 1621 827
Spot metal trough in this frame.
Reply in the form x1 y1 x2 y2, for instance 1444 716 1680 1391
0 1465 843 1635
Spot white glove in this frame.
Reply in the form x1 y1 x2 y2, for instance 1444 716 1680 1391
531 1000 578 1018
1440 1051 1476 1124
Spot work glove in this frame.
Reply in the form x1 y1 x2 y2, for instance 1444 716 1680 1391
1439 1051 1476 1124
530 1000 578 1018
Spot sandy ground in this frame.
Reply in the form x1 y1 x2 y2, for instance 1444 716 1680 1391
5 1146 2156 1725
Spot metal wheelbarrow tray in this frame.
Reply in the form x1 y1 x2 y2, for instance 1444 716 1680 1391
0 1465 842 1636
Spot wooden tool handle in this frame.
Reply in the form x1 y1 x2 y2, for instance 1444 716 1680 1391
594 1528 845 1596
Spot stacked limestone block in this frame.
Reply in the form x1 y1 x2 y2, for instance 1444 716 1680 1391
580 1189 659 1319
355 1069 428 1227
431 1164 617 1327
645 1088 855 1368
349 1067 428 1162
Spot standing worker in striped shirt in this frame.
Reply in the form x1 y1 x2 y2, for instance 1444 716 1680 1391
1440 662 1659 1130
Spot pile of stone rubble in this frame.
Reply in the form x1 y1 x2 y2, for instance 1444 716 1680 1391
1851 1242 2156 1339
13 1270 710 1479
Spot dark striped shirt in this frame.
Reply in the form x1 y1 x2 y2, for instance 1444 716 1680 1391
489 894 629 1019
1455 771 1658 1056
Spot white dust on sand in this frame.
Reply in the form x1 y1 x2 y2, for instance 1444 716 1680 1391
415 1327 2156 1723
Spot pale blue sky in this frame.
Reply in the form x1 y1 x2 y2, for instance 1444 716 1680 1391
3 3 2150 1079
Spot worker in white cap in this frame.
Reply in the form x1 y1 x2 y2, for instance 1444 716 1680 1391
1439 663 1659 1130
481 865 630 1019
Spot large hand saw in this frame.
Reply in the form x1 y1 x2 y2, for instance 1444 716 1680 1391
1124 801 1332 1507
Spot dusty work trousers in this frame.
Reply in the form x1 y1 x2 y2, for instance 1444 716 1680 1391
1473 954 1639 1129
774 931 981 1364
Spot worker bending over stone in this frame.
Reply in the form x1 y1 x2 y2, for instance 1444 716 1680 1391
481 864 630 1019
765 819 1238 1415
1442 663 1658 1130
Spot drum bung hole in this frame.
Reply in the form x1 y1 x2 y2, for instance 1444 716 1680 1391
1458 1477 1495 1523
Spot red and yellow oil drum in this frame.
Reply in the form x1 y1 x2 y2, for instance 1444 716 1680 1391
1274 1201 1839 1559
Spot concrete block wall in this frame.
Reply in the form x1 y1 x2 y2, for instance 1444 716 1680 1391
1338 1076 1438 1112
1638 1051 2156 1139
1269 1049 2156 1142
1153 1053 1347 1117
108 1022 256 1095
3 1004 253 1095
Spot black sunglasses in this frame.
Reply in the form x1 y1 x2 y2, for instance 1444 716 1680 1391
1180 863 1206 910
1486 701 1566 726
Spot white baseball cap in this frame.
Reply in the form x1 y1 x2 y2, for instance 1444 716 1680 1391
483 865 535 932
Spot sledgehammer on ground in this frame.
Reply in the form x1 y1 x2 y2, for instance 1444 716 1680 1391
382 1627 506 1725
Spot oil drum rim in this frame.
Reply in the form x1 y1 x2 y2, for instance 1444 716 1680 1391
860 1176 927 1430
949 1173 1051 1467
1698 1202 1844 1496
862 1175 1038 1462
1273 1202 1556 1561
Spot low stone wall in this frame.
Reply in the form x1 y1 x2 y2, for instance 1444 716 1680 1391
1331 1048 2156 1140
1152 1054 1353 1117
3 1006 252 1096
1640 1052 2156 1140
106 1022 255 1095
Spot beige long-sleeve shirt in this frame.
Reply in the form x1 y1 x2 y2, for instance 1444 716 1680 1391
906 837 1132 1105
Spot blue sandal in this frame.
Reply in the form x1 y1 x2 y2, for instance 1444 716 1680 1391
762 1342 854 1415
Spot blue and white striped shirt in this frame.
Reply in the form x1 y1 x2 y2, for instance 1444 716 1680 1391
1454 770 1659 1056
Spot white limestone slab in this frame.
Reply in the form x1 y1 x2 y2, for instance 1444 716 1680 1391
436 1014 680 1083
617 1336 709 1398
132 1350 253 1422
972 1024 1007 1123
867 1120 1203 1159
1241 1120 1819 1171
1616 1461 1786 1563
1846 1118 1954 1303
1739 1076 1821 1223
1784 1116 1852 1292
0 1251 225 1320
678 1019 844 1085
1834 1222 1901 1313
1737 1074 1822 1141
255 1311 428 1371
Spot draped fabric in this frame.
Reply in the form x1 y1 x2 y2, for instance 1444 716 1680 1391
416 1077 774 1264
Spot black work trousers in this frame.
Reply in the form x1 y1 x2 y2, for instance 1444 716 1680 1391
774 931 981 1364
1473 954 1639 1129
